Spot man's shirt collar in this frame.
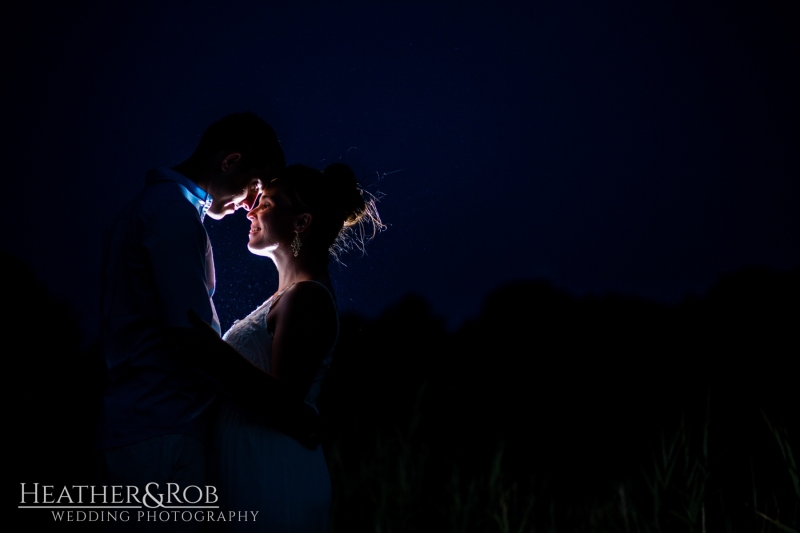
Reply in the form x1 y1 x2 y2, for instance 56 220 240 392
146 167 213 221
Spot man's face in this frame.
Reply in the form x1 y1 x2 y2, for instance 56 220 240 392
205 155 266 220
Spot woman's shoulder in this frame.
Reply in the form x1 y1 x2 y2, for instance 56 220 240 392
271 280 336 319
268 280 339 344
294 279 335 298
281 280 335 310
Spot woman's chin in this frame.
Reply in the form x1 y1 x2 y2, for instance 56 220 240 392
247 243 274 257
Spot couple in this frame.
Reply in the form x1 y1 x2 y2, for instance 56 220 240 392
96 112 380 532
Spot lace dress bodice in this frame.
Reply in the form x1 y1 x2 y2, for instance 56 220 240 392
221 282 335 408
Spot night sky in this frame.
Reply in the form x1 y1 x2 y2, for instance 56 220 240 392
5 0 798 348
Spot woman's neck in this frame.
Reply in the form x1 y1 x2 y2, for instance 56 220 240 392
275 257 330 293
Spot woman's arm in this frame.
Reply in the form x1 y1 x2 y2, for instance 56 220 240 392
269 281 338 403
165 311 321 449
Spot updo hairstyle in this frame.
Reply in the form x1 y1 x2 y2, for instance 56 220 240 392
270 163 384 258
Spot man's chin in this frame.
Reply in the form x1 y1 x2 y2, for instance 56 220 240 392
205 205 236 220
204 211 226 221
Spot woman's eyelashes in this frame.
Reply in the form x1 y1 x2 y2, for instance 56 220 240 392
253 195 269 210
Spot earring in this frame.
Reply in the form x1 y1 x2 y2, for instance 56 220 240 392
291 232 302 257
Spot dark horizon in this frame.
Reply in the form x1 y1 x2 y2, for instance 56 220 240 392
3 243 798 346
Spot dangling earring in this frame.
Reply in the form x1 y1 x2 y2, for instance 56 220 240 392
291 231 302 257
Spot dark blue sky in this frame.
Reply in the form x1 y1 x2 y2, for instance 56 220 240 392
4 0 798 345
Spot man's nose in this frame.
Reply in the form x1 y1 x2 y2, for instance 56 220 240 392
241 190 259 211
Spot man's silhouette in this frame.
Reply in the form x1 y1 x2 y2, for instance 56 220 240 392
95 112 309 532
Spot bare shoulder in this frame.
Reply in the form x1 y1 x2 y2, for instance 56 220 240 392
272 281 337 323
283 280 335 305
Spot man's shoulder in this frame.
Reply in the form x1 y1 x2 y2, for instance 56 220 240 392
140 178 190 206
119 180 198 224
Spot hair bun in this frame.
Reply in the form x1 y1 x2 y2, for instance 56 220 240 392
275 162 384 259
322 163 356 183
323 163 366 225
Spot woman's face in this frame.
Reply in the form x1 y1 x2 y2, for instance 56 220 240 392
246 185 297 256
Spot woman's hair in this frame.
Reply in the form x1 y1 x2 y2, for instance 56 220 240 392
271 163 384 260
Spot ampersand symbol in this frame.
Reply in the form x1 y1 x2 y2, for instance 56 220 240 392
143 483 165 508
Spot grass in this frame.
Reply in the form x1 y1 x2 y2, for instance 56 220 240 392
756 412 799 533
324 400 798 532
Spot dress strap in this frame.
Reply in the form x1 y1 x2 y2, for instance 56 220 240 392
266 282 296 311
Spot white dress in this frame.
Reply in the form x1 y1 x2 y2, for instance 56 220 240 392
208 282 335 532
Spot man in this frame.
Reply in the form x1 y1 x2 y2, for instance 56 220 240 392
96 113 315 531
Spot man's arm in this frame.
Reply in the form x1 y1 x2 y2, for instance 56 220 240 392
165 312 320 450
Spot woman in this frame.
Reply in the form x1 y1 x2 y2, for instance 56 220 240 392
207 162 382 532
